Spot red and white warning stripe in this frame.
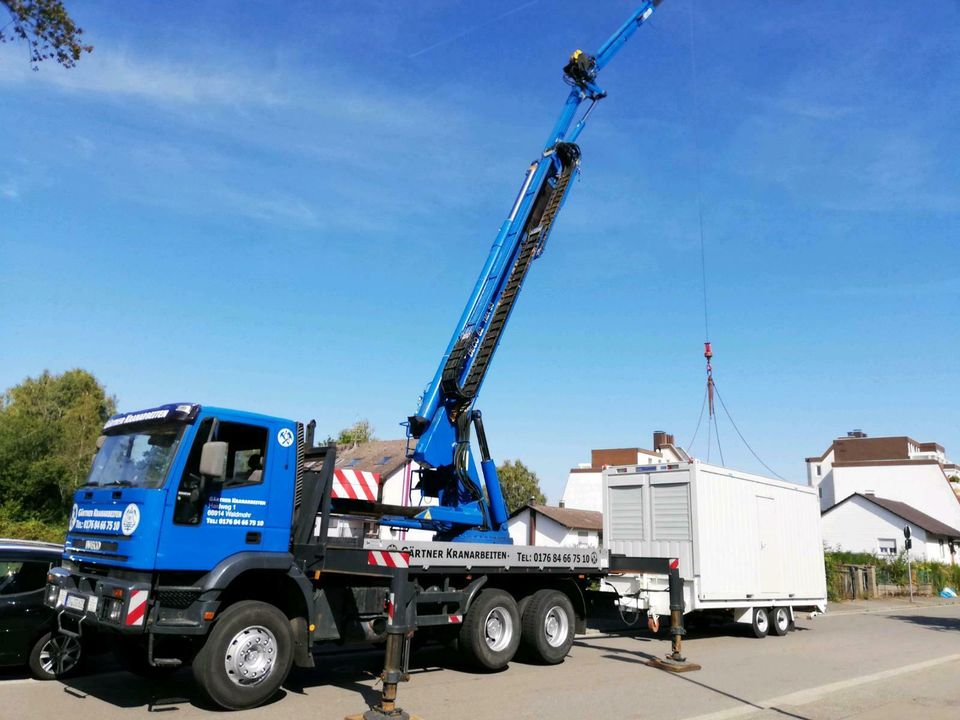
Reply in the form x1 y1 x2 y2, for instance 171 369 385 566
332 469 381 502
126 589 148 626
669 558 679 570
367 550 410 569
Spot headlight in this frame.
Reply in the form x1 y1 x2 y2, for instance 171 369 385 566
107 598 123 622
45 584 59 606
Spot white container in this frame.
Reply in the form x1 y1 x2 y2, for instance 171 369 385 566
602 461 826 627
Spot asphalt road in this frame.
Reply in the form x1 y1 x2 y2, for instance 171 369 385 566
2 601 958 720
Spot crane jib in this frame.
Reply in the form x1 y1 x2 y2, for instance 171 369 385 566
439 143 580 420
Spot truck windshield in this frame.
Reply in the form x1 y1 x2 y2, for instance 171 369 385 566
86 425 185 489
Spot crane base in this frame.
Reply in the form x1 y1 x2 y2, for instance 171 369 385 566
646 656 702 673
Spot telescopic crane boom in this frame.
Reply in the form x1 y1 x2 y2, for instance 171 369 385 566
390 1 664 542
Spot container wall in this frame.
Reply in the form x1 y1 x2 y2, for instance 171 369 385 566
603 462 827 604
603 467 695 580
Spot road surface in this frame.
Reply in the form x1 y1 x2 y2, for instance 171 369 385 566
2 600 958 720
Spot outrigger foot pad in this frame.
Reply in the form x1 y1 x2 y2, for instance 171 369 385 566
345 712 419 720
646 656 702 673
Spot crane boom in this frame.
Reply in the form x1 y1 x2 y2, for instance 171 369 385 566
391 1 664 542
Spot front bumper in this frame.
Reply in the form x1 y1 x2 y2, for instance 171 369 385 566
45 566 151 634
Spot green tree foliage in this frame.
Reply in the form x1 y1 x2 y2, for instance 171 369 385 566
496 459 546 515
0 369 115 522
336 419 376 446
0 0 92 68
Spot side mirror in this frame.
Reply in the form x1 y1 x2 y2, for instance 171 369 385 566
199 441 228 480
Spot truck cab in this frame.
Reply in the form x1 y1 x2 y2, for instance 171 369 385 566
50 403 303 632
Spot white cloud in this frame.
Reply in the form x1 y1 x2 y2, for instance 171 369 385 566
0 48 287 107
1 180 19 200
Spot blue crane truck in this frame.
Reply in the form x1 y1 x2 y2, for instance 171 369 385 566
44 2 693 715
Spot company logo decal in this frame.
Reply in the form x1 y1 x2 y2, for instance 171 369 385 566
277 428 295 448
121 503 140 536
69 503 79 531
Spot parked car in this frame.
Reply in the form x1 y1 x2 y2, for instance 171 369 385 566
0 539 83 679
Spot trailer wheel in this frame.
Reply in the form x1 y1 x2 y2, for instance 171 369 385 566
520 589 575 665
770 607 790 636
459 589 520 671
192 600 294 710
750 607 770 639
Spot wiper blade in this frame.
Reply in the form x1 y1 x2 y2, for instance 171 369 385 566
85 480 134 488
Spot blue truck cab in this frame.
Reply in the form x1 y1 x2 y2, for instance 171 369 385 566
63 403 299 575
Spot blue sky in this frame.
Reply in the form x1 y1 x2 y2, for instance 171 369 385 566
2 1 958 501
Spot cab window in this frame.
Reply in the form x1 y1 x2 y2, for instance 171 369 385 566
174 419 268 525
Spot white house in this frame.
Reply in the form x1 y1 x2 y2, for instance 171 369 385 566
806 431 960 533
560 431 688 512
821 493 960 564
507 504 602 548
309 439 437 542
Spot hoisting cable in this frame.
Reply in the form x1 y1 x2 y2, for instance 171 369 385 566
713 385 787 482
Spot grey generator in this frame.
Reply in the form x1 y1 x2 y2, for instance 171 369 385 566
602 460 827 637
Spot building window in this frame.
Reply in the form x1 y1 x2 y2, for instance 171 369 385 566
816 465 821 477
878 538 897 555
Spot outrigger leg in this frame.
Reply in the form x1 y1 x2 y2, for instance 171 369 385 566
647 564 701 673
346 567 422 720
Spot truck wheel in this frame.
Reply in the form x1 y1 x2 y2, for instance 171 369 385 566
28 631 82 680
459 589 520 671
520 589 575 664
750 607 770 638
770 607 790 636
192 601 294 710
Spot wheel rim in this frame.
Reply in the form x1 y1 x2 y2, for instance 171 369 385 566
40 634 81 676
756 609 768 632
483 607 514 652
543 606 570 648
775 608 789 631
224 625 278 686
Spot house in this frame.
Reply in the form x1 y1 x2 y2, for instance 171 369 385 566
806 431 960 534
308 439 437 542
560 431 689 512
821 493 960 564
507 504 602 548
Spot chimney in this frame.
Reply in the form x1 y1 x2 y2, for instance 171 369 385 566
653 430 674 450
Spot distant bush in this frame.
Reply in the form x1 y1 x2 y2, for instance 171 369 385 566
0 509 65 543
824 548 960 598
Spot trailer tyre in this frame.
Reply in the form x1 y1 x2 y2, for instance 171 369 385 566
459 589 521 671
192 600 294 710
520 589 575 665
750 607 770 639
771 607 790 636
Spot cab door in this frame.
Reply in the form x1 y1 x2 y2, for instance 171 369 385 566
157 415 286 570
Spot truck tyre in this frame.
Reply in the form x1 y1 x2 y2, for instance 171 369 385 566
28 631 82 680
770 607 790 636
459 589 520 671
520 589 575 665
750 607 770 639
192 600 294 710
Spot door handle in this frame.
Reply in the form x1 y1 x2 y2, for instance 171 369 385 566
245 532 262 545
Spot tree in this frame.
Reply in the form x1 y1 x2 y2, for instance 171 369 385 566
0 369 115 521
336 419 376 447
496 459 546 515
1 0 92 68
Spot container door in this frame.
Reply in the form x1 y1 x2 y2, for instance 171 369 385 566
756 495 783 595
